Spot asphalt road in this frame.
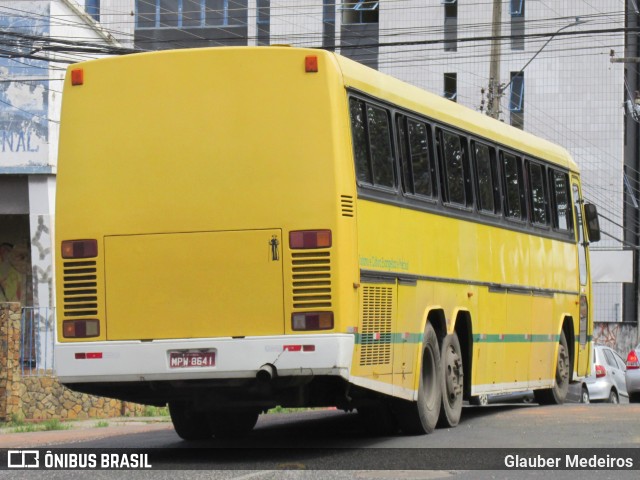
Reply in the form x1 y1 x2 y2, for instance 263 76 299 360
0 402 638 479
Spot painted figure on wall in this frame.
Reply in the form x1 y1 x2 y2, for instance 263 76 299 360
0 242 27 303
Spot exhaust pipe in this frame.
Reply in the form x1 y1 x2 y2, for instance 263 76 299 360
256 364 276 382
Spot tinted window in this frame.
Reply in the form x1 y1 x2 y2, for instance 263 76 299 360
503 153 524 220
398 116 435 198
529 162 548 225
348 97 395 189
474 142 498 213
551 170 572 232
349 97 372 184
440 130 466 205
367 105 395 188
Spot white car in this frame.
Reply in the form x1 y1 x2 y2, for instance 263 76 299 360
625 344 640 403
584 345 628 403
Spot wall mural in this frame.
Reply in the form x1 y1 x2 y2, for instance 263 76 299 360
0 241 29 303
0 2 50 169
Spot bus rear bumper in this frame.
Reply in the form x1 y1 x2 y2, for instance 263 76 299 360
55 334 355 384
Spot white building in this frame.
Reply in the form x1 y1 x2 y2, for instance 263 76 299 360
0 0 132 309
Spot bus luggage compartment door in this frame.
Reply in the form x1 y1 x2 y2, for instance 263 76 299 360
104 229 284 340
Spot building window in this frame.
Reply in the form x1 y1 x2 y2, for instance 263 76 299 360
444 0 457 52
136 0 247 29
509 72 524 129
86 0 100 22
341 1 379 25
510 0 524 16
257 0 270 45
323 0 336 49
444 73 457 102
511 0 525 50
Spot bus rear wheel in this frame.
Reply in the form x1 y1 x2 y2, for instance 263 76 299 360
394 322 442 435
534 330 570 405
209 409 260 438
437 332 464 428
169 402 213 441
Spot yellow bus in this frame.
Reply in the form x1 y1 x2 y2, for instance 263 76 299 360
55 46 600 439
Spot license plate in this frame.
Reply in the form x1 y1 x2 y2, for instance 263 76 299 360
169 351 216 368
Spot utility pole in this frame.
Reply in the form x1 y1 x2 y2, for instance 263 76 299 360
487 0 502 119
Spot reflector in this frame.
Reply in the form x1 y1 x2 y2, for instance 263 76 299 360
71 68 84 86
63 319 100 338
291 311 333 331
305 55 318 73
289 230 332 249
61 239 98 259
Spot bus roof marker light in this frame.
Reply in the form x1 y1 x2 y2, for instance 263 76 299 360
305 55 319 73
71 68 84 86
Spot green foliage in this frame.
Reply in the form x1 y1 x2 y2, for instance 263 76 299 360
43 418 72 431
142 405 169 417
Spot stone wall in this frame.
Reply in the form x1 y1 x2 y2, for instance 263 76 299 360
0 302 146 421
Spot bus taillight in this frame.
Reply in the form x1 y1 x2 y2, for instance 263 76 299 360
292 312 333 331
63 319 100 338
289 230 331 249
61 239 97 259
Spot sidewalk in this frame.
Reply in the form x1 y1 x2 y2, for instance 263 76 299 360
0 417 173 448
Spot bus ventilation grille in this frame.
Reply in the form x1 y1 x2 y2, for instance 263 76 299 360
291 251 332 309
359 285 393 366
62 261 99 317
340 195 354 217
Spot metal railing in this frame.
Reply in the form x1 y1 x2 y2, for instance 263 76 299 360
20 306 55 377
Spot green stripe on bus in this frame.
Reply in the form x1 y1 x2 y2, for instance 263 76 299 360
352 333 577 345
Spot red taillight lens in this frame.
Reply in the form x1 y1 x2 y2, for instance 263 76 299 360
627 350 640 369
63 320 100 338
595 364 606 378
61 239 97 259
292 312 333 331
289 230 332 249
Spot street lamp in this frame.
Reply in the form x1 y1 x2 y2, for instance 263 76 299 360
501 17 588 94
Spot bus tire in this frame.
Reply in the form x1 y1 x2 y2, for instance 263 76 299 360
169 402 213 441
437 332 464 428
209 409 260 438
534 330 570 405
394 322 442 435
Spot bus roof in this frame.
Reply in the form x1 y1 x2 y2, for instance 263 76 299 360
332 51 578 172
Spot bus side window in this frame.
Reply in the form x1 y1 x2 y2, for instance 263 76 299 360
572 183 588 286
550 170 573 233
397 115 436 199
472 141 500 214
348 96 396 189
528 161 549 226
501 152 525 221
349 97 373 185
438 129 470 207
366 104 395 188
